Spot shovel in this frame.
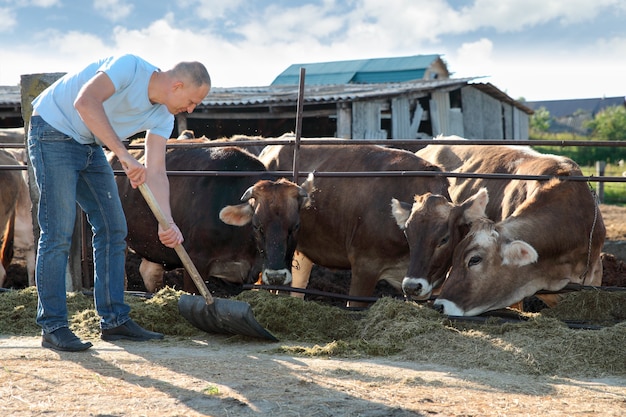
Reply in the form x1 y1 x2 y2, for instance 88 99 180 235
137 183 278 341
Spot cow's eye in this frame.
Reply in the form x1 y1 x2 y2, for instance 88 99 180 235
468 255 481 267
438 235 449 247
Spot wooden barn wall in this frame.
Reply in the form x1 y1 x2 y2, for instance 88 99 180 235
448 108 464 137
391 97 423 139
460 87 483 138
461 86 508 139
430 91 450 136
336 103 352 138
481 92 503 139
517 108 530 140
503 102 514 139
352 101 387 139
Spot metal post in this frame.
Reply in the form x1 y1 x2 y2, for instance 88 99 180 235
595 160 605 203
292 68 306 183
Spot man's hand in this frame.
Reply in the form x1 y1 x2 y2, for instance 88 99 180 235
120 156 146 189
158 221 184 248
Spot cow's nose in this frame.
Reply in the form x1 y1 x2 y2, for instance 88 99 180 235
263 269 290 286
402 280 422 296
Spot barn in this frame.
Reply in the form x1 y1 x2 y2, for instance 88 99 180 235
1 54 532 142
182 54 533 141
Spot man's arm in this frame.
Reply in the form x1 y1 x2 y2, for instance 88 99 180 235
73 72 146 187
144 133 184 248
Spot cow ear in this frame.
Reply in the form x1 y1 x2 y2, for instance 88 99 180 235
297 186 311 209
219 203 254 226
462 188 488 223
301 172 315 194
501 240 538 266
390 198 411 229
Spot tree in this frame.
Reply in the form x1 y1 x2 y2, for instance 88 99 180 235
530 106 551 133
586 105 626 141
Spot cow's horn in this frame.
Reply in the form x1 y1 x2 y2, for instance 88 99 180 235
240 185 255 202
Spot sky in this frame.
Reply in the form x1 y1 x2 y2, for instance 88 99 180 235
0 0 624 102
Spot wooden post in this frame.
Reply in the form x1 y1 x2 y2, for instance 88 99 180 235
595 161 605 203
176 113 188 136
20 72 85 292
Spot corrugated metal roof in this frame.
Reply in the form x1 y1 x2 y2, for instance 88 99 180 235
0 86 21 106
470 83 535 115
0 77 534 115
271 54 440 86
201 77 476 108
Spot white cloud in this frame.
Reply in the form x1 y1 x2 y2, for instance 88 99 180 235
450 38 494 78
93 0 133 22
0 0 624 101
181 0 245 21
27 0 61 6
0 8 18 33
457 0 622 32
234 3 345 46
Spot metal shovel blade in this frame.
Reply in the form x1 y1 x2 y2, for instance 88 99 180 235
137 183 277 342
178 294 278 341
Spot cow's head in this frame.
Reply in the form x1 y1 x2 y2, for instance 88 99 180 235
391 188 488 300
433 217 540 316
219 178 309 285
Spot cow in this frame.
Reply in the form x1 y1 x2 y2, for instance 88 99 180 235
391 188 489 299
407 142 605 316
249 143 451 306
111 143 307 293
0 149 36 287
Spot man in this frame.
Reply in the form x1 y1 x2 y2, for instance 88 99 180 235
28 54 211 352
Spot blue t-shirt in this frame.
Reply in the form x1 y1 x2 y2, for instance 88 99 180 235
32 54 174 145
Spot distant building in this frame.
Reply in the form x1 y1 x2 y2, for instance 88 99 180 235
526 96 626 134
272 54 450 85
1 54 533 141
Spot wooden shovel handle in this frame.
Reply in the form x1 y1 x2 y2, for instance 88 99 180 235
138 183 214 305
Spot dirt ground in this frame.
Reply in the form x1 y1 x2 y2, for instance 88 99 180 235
1 334 625 417
1 205 626 417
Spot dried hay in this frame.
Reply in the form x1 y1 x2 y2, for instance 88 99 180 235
541 289 626 324
1 286 624 378
0 287 201 339
235 290 360 343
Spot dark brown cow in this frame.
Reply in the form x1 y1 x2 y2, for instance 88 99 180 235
112 144 307 293
252 143 451 306
409 142 605 316
0 149 35 287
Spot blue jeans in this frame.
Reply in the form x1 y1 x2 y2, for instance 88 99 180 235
28 116 130 333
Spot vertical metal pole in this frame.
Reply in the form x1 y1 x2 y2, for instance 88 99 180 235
595 160 605 203
292 68 306 183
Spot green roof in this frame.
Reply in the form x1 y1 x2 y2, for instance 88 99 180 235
271 54 441 86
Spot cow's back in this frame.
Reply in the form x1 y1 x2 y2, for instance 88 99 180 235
116 145 268 283
417 144 583 220
261 144 450 289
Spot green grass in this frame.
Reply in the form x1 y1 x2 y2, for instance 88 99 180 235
581 164 626 206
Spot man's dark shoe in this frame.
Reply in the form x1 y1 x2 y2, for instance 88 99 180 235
42 327 93 352
101 319 164 342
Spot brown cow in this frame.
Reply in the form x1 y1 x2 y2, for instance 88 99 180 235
391 188 488 299
253 143 451 306
0 149 35 287
411 142 605 316
111 143 307 293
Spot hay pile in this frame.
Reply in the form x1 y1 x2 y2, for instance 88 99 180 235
1 287 624 377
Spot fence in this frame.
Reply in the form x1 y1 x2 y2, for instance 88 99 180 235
2 135 626 291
